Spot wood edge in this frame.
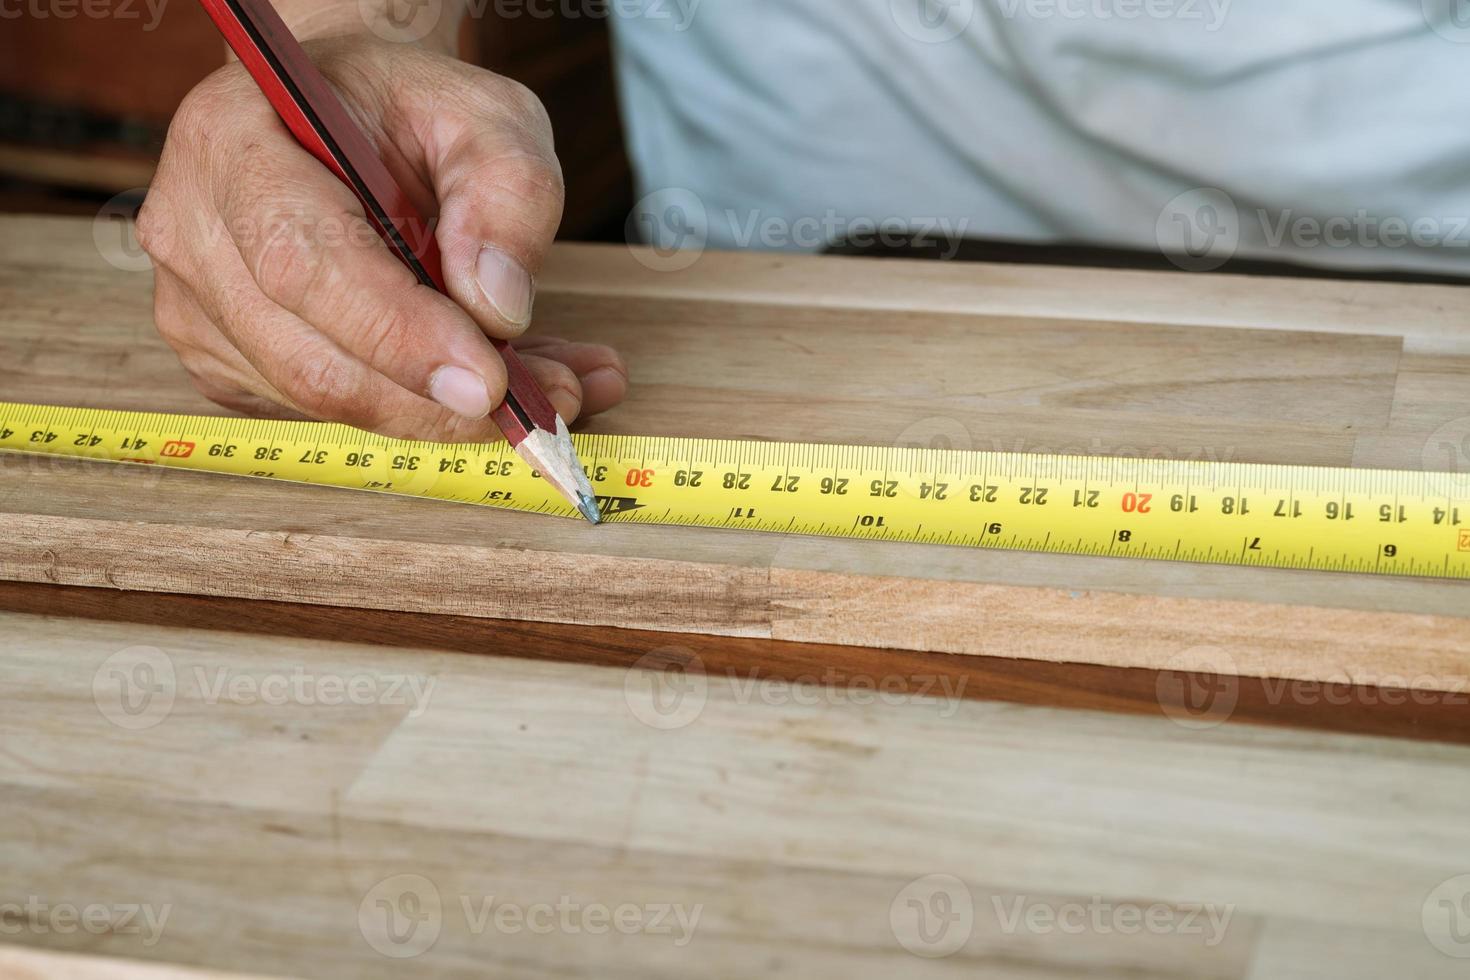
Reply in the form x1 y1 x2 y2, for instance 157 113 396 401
0 945 290 980
771 567 1470 691
539 242 1470 341
2 512 773 638
6 512 1466 692
4 580 1468 745
5 215 1470 346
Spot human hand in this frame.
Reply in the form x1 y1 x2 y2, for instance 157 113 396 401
137 26 627 441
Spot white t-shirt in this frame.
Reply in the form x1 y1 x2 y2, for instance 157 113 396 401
608 0 1470 275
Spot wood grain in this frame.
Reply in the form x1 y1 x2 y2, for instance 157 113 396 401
4 580 1466 745
1 215 1467 690
2 607 1466 978
0 947 286 980
541 243 1470 354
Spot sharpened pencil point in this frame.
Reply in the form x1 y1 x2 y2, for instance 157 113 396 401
577 493 602 525
511 416 601 524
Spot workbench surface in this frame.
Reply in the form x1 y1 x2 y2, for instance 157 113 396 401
4 216 1470 687
1 215 1468 978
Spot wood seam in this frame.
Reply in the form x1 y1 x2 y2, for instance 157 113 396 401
7 512 1467 691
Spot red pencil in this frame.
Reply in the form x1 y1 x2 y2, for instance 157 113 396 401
195 0 601 523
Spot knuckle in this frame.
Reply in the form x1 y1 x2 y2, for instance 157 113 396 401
345 290 468 381
175 349 209 378
150 282 208 358
540 362 579 402
249 222 330 310
497 78 552 131
170 83 219 138
282 353 380 428
509 153 565 202
284 354 350 415
189 376 230 408
184 63 257 118
477 153 565 219
184 368 240 410
152 310 189 352
169 66 251 150
133 197 172 264
351 302 422 374
602 348 630 380
217 149 353 312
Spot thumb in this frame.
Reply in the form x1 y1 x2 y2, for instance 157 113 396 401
429 81 565 339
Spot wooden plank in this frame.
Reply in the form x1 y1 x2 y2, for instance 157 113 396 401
0 948 287 980
0 215 1467 689
4 581 1465 746
2 609 1466 978
540 243 1470 354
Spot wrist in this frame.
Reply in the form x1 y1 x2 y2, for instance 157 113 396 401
273 0 463 55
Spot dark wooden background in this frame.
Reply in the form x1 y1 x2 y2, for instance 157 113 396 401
0 7 633 238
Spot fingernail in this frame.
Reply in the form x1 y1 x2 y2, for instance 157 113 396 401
428 365 493 420
544 385 580 422
476 246 534 331
580 366 629 401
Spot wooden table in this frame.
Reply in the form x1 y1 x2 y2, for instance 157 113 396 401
1 215 1468 978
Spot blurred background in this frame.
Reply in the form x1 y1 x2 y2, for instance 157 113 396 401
0 10 635 237
7 2 1470 286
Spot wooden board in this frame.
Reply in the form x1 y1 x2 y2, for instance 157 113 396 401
0 948 286 980
8 579 1467 746
2 608 1470 975
2 606 1468 978
1 214 1468 689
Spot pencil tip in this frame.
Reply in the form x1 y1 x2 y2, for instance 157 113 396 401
577 493 603 525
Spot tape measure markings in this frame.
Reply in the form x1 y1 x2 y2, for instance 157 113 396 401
2 401 1468 580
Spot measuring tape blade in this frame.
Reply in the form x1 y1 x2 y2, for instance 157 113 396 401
2 401 1468 580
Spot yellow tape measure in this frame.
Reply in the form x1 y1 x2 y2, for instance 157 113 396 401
3 401 1469 580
